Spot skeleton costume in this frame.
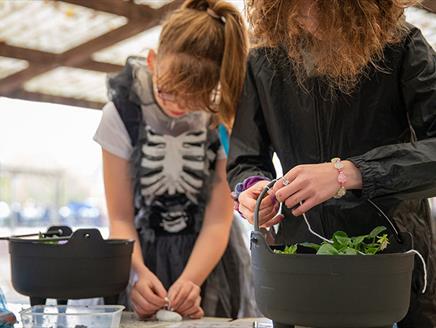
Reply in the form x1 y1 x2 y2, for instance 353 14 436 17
94 57 258 318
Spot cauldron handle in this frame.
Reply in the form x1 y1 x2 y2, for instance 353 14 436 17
253 179 403 243
253 179 279 232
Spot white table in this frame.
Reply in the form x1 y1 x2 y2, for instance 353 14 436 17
120 313 274 327
7 303 274 328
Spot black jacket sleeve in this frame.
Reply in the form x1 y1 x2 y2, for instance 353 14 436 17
226 53 276 190
349 28 436 200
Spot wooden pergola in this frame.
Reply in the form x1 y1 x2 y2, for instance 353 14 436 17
0 0 435 110
424 0 436 12
0 0 182 109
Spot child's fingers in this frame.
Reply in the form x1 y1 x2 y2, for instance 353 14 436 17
131 301 154 318
167 284 181 310
150 277 168 300
170 283 192 311
174 284 194 310
188 306 204 319
182 297 202 317
130 288 158 317
177 288 200 314
136 282 166 308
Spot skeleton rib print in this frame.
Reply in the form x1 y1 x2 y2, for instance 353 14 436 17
140 125 208 204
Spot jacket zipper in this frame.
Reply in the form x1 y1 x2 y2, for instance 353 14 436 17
313 80 324 162
313 80 328 238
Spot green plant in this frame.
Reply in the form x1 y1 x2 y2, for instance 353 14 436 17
274 226 389 256
38 232 60 245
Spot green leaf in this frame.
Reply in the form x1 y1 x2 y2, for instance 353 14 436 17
317 243 340 255
38 232 58 245
272 227 390 256
299 242 321 251
364 246 380 255
341 247 359 255
332 231 351 247
351 235 367 247
284 244 298 254
364 242 379 247
274 244 298 255
369 226 387 239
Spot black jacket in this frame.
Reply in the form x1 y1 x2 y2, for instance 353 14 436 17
227 26 436 327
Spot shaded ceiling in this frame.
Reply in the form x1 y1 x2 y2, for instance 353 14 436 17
0 0 434 110
0 0 183 109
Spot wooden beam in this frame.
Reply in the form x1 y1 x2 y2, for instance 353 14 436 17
60 0 183 20
422 0 436 13
0 21 155 95
159 0 184 13
60 0 156 20
0 43 123 73
10 90 105 110
75 60 123 73
61 21 156 67
0 0 182 97
0 64 58 95
0 42 57 63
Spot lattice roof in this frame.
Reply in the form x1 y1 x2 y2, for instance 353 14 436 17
0 0 434 110
0 0 183 109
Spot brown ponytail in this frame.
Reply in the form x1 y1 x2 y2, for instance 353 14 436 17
156 0 248 129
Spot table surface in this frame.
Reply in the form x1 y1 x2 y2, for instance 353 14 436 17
120 312 274 328
6 303 275 328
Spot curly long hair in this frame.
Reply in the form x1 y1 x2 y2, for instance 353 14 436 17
246 0 419 93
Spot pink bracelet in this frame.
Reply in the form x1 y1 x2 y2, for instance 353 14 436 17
331 157 347 199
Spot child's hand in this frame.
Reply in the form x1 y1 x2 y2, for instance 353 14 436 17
238 180 283 228
168 278 204 319
130 267 167 318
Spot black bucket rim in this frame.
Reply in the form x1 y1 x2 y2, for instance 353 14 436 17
8 226 134 246
252 179 413 253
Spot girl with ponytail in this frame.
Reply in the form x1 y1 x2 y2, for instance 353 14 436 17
94 0 255 320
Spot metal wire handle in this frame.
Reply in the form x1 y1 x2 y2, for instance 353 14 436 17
253 179 277 232
253 178 403 243
0 226 72 241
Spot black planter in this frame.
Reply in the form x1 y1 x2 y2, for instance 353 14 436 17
251 180 415 328
8 226 134 306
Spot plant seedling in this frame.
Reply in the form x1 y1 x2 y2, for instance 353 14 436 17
274 226 389 255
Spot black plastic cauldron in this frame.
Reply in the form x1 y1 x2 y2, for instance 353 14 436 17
250 180 416 328
7 226 134 306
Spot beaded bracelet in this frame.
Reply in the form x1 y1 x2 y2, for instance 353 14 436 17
331 157 347 199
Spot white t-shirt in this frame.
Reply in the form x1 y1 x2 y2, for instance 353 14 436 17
94 102 226 161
